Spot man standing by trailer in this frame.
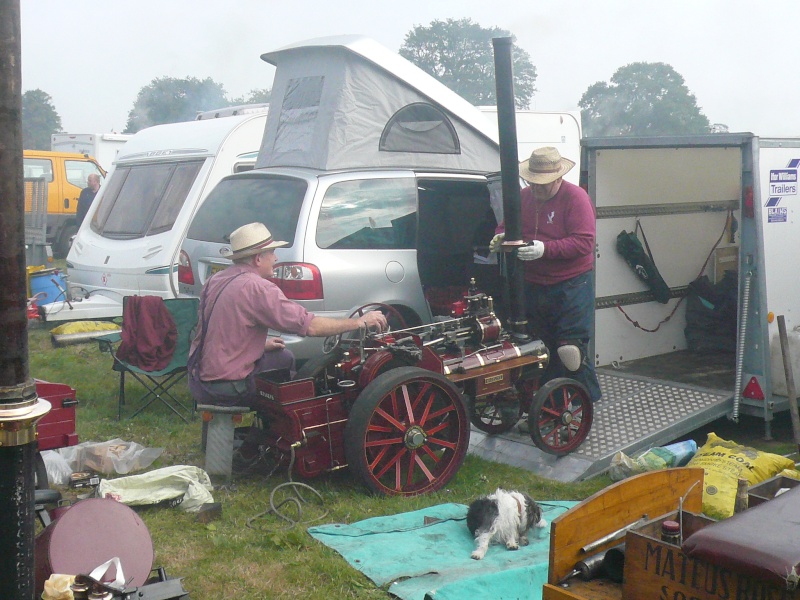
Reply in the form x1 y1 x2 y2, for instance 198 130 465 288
491 147 601 402
76 172 100 227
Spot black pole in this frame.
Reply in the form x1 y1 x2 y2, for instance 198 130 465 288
492 37 529 341
0 1 50 598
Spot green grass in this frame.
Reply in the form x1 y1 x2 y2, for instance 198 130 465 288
28 321 800 599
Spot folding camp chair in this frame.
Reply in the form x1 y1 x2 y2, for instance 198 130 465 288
97 296 199 423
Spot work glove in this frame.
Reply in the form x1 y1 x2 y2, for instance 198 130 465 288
489 233 505 253
517 241 545 261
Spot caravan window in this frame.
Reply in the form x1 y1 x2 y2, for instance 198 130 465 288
186 174 307 246
91 160 203 239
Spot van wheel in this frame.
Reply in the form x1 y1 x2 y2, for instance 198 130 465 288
54 224 78 258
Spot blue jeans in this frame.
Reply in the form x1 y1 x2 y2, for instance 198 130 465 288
525 271 602 402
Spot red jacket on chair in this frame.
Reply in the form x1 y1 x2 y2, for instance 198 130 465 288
117 296 177 371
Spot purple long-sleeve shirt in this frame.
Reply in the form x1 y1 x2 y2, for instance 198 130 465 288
191 264 314 381
497 180 596 285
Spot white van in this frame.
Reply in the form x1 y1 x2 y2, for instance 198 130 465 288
43 109 267 322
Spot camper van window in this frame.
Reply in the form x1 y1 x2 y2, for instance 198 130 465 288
380 103 460 154
92 159 203 238
316 178 417 250
275 76 324 149
23 158 54 183
148 161 204 234
65 159 104 189
186 175 307 246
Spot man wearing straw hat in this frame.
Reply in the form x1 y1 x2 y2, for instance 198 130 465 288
490 147 601 402
190 221 388 405
188 222 387 470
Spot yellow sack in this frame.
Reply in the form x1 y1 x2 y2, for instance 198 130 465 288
686 432 795 520
50 321 120 335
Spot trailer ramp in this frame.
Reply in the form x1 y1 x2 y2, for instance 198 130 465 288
468 370 732 482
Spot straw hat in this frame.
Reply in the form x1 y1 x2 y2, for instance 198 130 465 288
518 146 575 185
226 222 287 260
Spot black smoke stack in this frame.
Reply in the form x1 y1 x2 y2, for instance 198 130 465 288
492 36 529 342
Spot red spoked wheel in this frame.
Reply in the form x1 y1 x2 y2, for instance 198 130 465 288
470 389 522 435
344 366 470 496
527 377 593 456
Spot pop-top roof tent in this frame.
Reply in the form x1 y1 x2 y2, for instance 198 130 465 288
256 35 501 173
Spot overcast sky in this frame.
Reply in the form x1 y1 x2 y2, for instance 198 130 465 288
19 0 797 136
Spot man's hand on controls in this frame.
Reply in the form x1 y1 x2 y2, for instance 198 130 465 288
360 310 388 333
517 241 545 261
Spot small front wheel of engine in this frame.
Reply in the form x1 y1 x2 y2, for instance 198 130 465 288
527 378 593 456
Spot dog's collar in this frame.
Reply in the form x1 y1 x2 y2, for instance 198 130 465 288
514 496 523 516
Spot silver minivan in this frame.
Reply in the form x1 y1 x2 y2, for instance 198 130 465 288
178 166 500 362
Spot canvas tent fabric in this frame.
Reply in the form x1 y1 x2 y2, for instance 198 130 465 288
257 35 501 173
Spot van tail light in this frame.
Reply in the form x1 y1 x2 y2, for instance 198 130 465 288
743 185 754 218
178 250 195 286
269 262 323 300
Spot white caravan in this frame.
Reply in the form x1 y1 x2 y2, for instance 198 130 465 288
478 107 582 184
43 110 267 322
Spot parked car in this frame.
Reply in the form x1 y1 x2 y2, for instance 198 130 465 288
178 167 500 362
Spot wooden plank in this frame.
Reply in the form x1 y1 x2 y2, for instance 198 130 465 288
547 468 704 585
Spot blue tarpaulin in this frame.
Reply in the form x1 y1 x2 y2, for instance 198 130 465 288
308 501 576 600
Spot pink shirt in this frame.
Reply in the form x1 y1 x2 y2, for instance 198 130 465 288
191 264 314 381
497 180 596 285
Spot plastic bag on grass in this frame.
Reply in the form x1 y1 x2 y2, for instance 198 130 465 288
58 438 163 475
41 449 74 486
687 432 795 519
97 465 214 513
608 440 698 482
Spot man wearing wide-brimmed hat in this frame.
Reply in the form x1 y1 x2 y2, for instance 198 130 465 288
490 147 601 402
188 222 387 470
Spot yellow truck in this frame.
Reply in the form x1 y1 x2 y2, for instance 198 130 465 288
23 150 105 257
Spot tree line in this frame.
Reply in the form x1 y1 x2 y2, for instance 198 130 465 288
23 17 710 150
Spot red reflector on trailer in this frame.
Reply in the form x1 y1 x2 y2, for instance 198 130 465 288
743 186 754 218
742 376 765 400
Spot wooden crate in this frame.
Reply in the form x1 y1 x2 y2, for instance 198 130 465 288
748 474 800 507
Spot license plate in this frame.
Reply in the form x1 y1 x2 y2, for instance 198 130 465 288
209 263 227 276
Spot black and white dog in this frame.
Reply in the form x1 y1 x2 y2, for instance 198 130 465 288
466 488 547 560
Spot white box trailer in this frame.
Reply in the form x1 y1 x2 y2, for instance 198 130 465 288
51 132 133 172
585 133 799 444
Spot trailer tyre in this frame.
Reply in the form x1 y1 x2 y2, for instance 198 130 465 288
344 366 470 496
527 377 593 456
54 223 78 258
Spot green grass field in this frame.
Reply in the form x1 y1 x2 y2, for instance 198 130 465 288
28 318 800 599
29 325 610 599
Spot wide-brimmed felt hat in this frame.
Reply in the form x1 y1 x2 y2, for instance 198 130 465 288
226 222 287 260
518 146 575 185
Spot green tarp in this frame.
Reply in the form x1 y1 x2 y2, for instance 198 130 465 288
308 500 576 600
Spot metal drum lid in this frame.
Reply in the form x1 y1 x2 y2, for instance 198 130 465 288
36 497 154 589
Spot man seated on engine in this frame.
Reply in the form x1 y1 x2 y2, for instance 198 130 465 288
188 222 387 471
